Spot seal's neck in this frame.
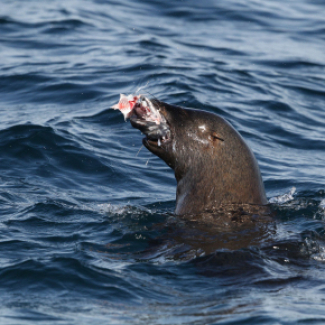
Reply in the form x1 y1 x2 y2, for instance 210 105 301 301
175 171 221 215
174 151 268 216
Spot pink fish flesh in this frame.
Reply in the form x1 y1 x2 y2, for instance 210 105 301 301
112 94 163 125
112 94 139 119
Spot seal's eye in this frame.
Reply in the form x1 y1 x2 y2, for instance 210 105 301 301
211 132 224 142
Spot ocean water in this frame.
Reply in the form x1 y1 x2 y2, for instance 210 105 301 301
1 0 325 324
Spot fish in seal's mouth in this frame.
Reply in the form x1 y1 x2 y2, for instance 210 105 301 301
112 94 170 148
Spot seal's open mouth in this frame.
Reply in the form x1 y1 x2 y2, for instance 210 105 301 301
113 94 170 147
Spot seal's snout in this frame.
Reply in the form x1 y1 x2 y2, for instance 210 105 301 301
129 97 170 148
130 115 170 148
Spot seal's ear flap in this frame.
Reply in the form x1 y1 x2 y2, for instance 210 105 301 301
211 131 224 142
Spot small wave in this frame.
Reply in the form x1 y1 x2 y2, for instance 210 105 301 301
313 245 325 262
51 201 154 217
319 199 325 210
103 203 153 215
41 19 93 34
269 187 296 204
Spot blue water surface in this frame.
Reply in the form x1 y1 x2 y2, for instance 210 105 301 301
1 0 325 324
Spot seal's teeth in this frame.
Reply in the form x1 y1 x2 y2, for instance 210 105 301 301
158 138 161 147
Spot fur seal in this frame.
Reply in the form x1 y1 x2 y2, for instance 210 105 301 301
114 95 268 218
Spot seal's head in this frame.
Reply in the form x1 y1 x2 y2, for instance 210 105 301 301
130 98 222 175
127 96 268 216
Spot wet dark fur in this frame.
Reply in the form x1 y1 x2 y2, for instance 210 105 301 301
130 100 269 218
